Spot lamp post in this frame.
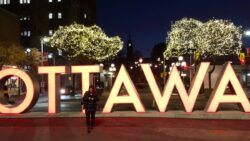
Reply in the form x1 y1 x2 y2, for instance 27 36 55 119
174 56 186 80
41 37 49 66
24 48 31 70
40 37 49 93
109 63 116 87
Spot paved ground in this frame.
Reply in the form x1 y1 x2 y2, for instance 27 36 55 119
0 117 250 141
1 88 250 141
28 90 241 113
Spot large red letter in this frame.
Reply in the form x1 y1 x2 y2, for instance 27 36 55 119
205 62 250 112
71 65 100 113
103 65 145 113
0 69 39 114
141 62 210 112
38 66 65 114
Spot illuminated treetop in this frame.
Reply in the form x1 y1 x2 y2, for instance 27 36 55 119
164 18 242 60
48 23 123 61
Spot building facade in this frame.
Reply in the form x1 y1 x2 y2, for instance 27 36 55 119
0 7 19 44
0 0 96 48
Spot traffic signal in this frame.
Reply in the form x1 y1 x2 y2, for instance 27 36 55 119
240 53 245 65
240 59 245 65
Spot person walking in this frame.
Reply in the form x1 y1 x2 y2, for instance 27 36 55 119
82 85 99 133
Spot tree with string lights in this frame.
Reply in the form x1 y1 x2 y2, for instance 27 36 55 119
164 18 202 59
47 23 123 62
164 18 242 89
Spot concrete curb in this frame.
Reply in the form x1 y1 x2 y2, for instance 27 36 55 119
1 111 250 120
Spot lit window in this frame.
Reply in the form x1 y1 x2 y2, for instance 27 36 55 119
20 16 30 21
0 0 10 5
49 30 53 36
21 30 31 37
84 13 87 19
24 31 28 36
58 12 62 19
48 0 52 2
27 31 31 37
20 0 31 4
49 13 53 19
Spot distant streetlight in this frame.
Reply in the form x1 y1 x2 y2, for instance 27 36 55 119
181 61 186 67
157 57 161 62
109 63 116 87
48 53 55 65
48 53 53 59
26 48 31 53
244 30 250 36
99 63 104 67
172 56 187 81
139 58 143 63
178 56 184 61
24 48 31 70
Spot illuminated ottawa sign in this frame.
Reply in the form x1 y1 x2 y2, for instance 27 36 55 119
0 62 250 114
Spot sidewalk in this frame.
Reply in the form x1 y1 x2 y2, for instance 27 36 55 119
1 111 250 120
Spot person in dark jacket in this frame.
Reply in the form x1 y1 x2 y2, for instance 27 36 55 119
82 85 99 133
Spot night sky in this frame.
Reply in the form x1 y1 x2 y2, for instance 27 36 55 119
97 0 250 57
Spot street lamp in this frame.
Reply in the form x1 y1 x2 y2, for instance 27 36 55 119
244 30 250 37
24 48 31 70
40 37 49 94
109 63 116 87
177 56 186 80
25 48 31 54
48 53 55 65
41 37 49 66
178 56 183 61
99 63 104 67
139 58 143 63
171 56 186 80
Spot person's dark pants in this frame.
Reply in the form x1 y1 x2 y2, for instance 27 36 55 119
85 110 96 128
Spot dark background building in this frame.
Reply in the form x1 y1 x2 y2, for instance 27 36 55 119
0 0 96 48
0 7 19 44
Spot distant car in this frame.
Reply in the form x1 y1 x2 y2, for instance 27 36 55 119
60 86 74 95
